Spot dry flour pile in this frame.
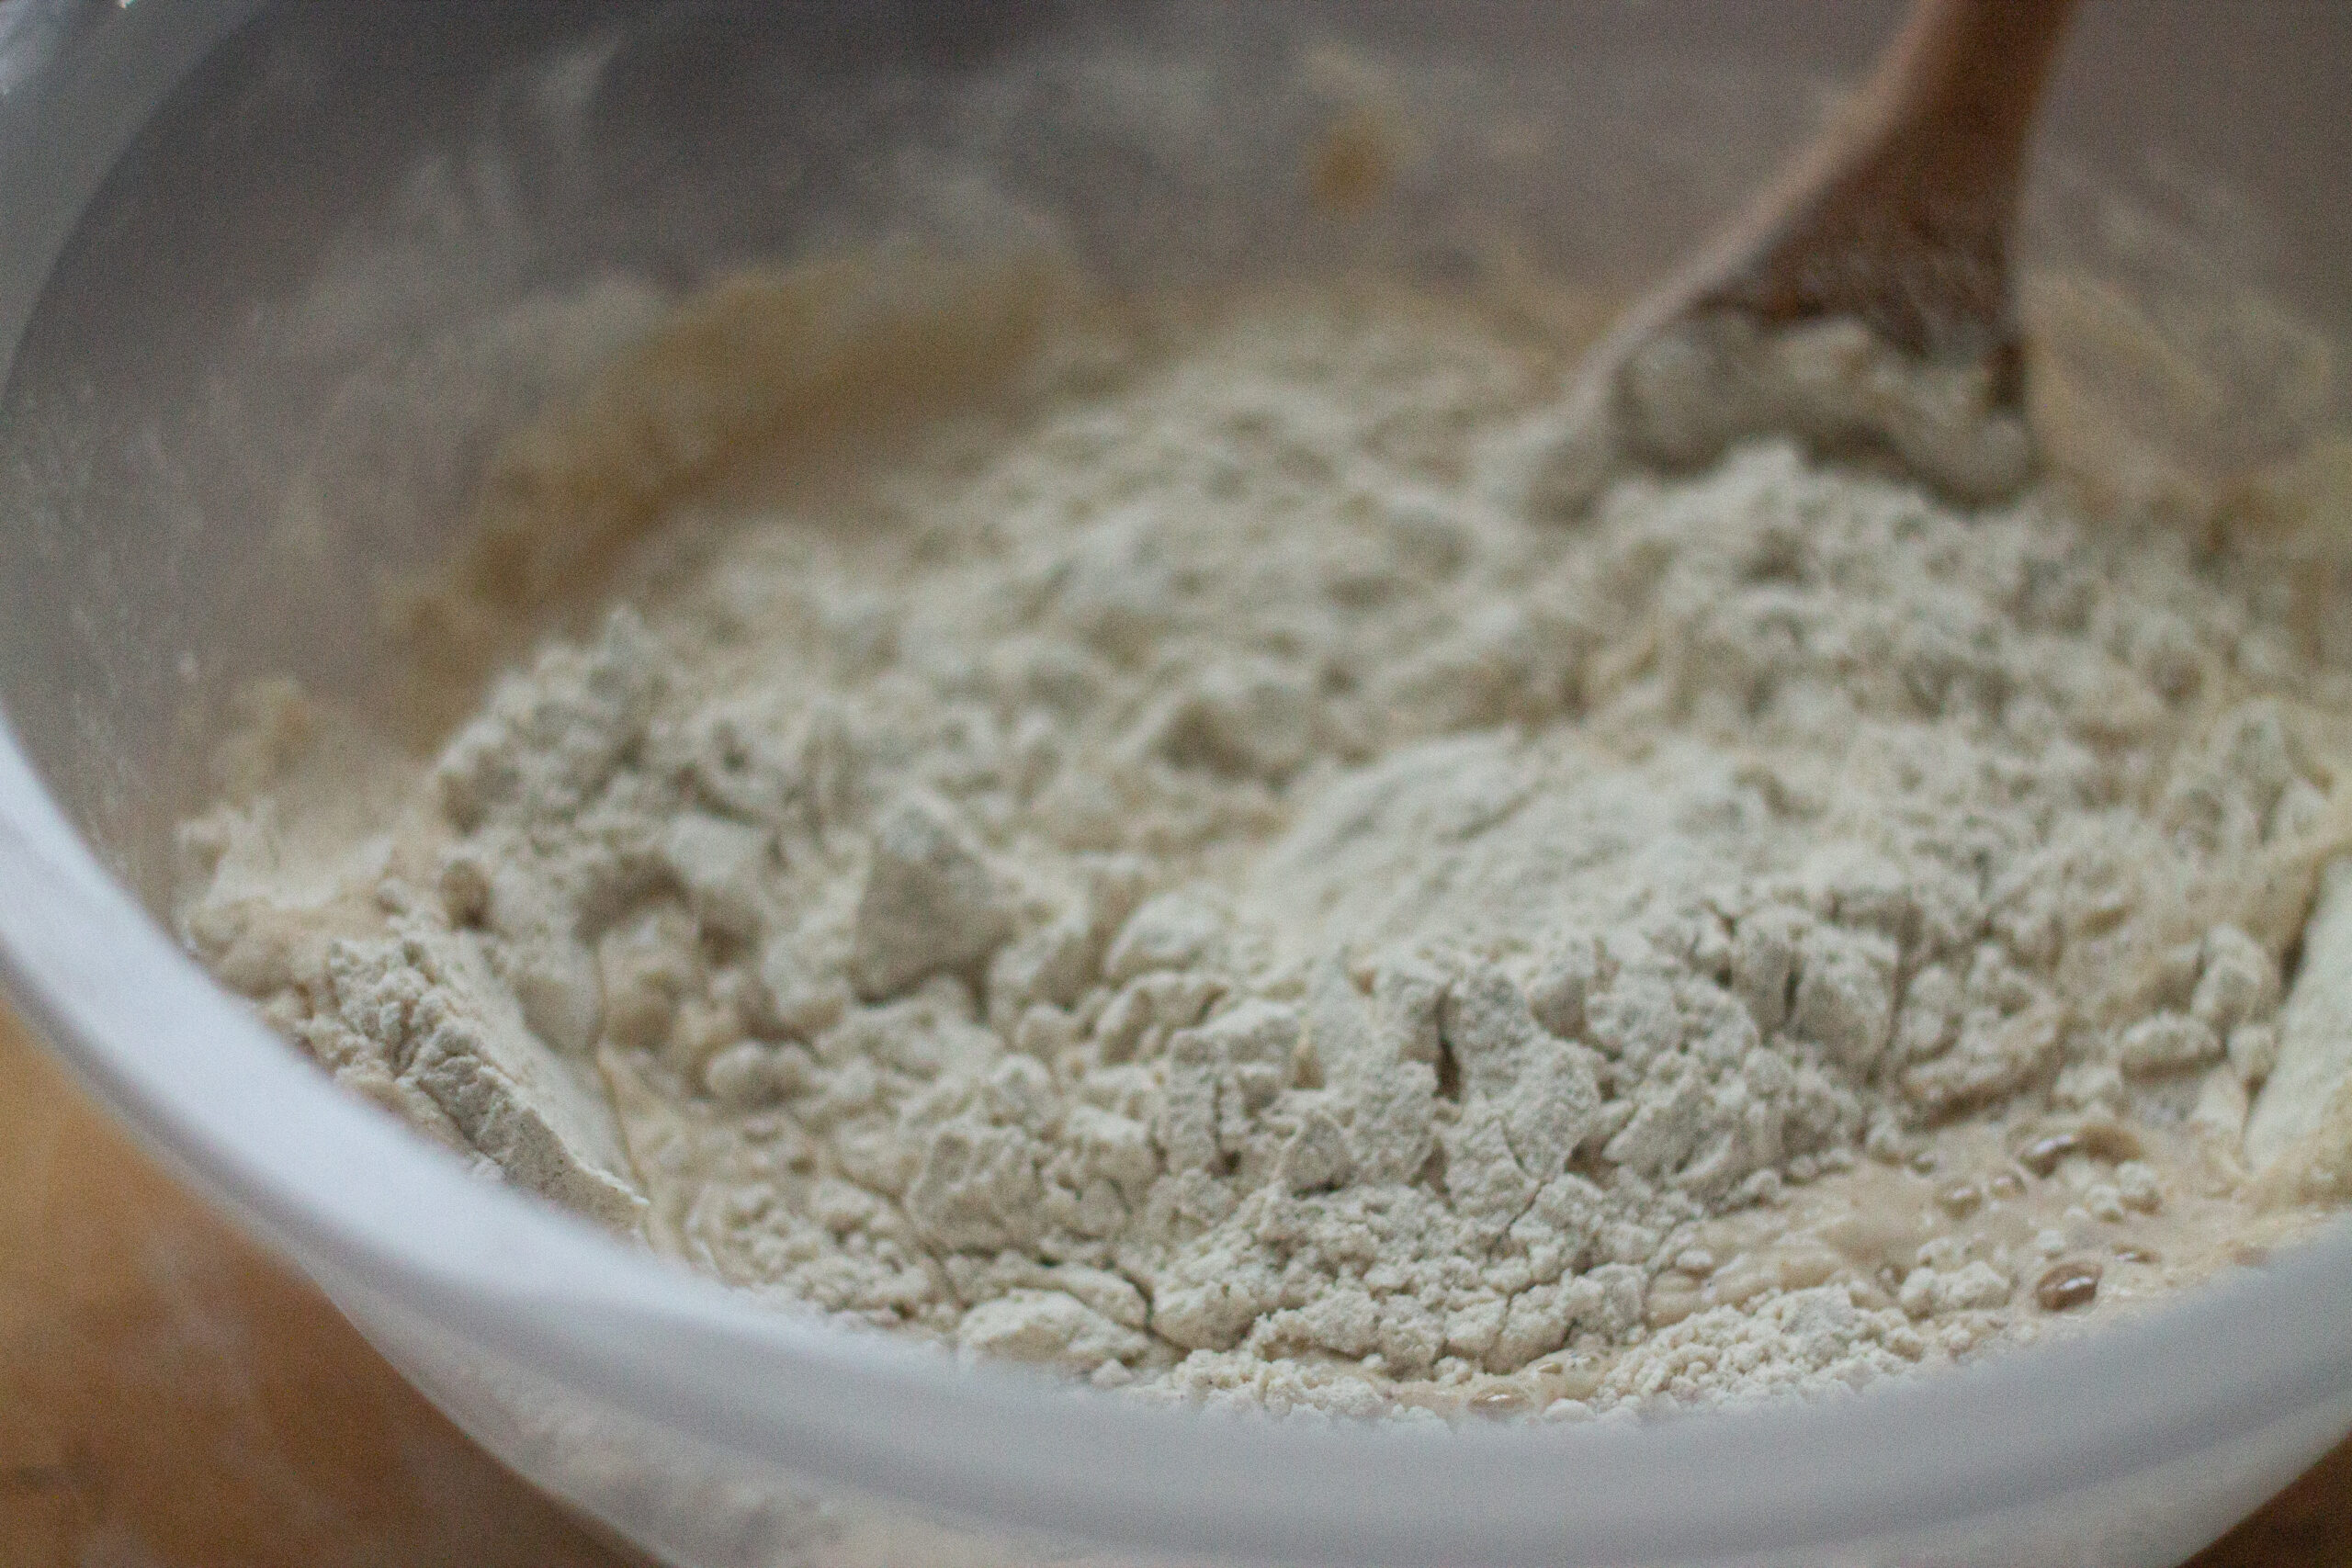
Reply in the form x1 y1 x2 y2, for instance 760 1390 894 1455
177 279 2352 1420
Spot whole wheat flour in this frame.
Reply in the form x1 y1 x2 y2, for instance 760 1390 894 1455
175 275 2352 1421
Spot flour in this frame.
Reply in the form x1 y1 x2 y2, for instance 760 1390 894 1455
1528 309 2034 520
176 275 2352 1421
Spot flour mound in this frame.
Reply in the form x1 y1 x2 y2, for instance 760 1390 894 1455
179 286 2349 1418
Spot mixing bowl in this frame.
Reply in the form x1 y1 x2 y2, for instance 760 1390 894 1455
4 3 2350 1563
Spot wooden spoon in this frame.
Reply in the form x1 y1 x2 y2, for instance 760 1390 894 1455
1530 0 2081 514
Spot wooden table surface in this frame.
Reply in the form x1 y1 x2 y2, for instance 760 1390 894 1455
1 1004 2345 1568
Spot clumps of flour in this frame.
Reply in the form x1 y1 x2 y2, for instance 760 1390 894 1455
176 284 2351 1419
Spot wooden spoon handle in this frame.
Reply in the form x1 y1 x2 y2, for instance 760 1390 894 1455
1698 0 2081 375
1529 0 2082 514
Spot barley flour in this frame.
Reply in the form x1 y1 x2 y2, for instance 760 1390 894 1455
176 275 2352 1420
